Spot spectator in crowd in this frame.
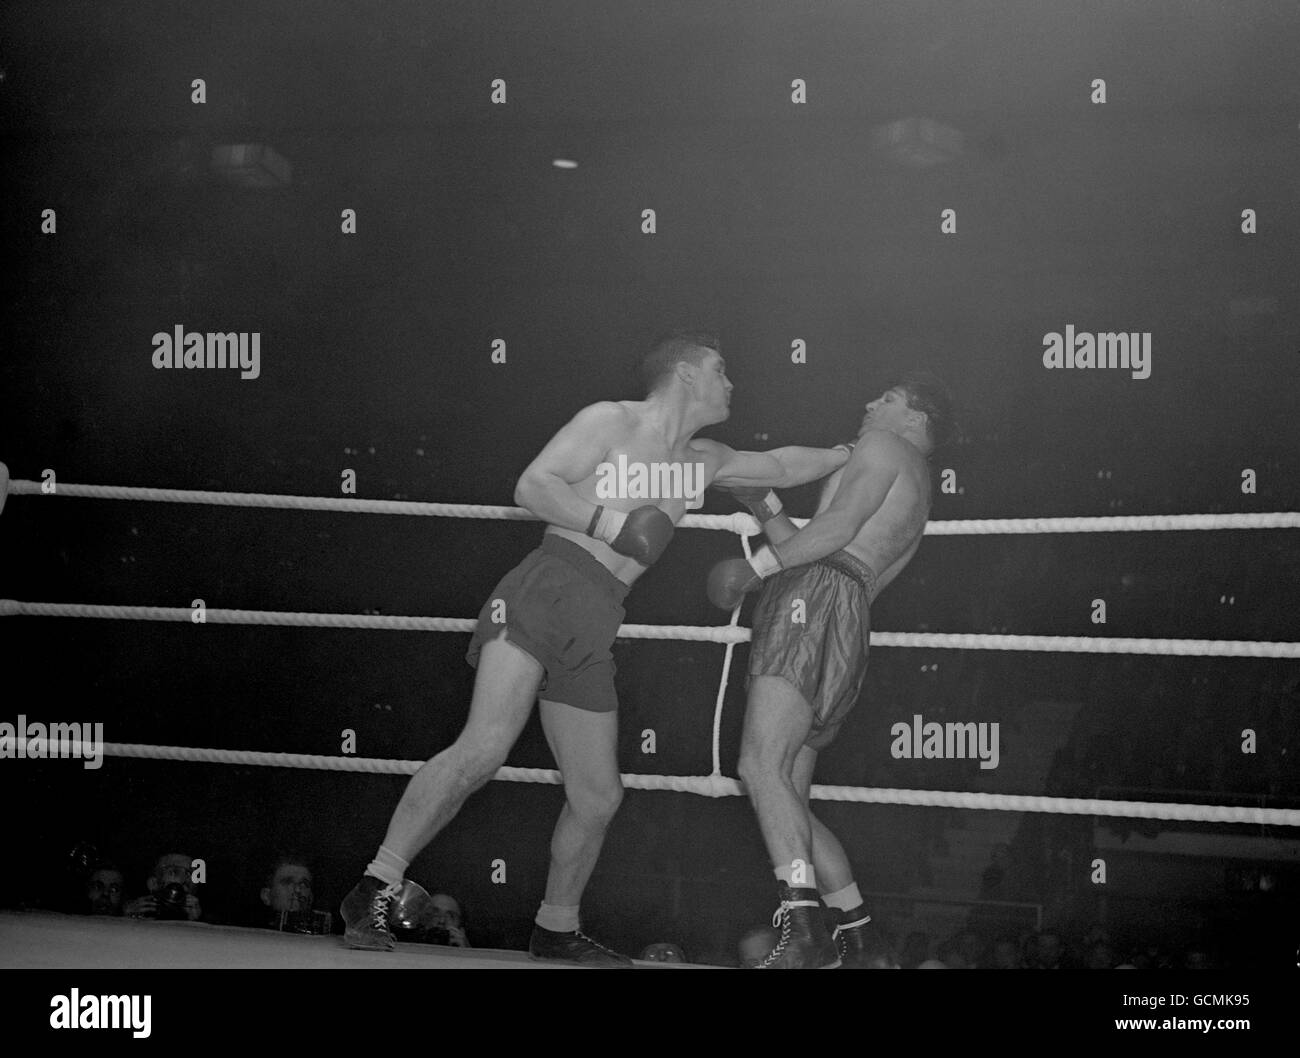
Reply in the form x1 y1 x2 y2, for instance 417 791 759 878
420 892 471 948
260 855 314 928
85 863 125 917
738 926 779 968
640 942 686 963
123 852 202 921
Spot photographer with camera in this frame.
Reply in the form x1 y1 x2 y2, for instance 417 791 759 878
423 892 470 949
123 852 203 922
258 855 331 934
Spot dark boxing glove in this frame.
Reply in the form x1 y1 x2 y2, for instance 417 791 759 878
706 547 784 610
587 504 675 566
713 483 784 524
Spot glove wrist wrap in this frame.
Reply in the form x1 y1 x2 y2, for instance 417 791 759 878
750 547 784 579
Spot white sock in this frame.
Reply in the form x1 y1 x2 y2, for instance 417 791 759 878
364 845 409 888
822 882 863 912
535 902 581 933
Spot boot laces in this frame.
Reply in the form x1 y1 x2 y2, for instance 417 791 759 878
369 882 403 931
573 930 621 958
759 899 818 968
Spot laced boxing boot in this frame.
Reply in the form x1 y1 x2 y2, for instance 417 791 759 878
755 883 841 969
529 925 634 966
832 908 882 968
341 875 403 951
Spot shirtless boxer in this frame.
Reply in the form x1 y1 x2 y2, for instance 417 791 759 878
341 332 849 964
708 372 955 968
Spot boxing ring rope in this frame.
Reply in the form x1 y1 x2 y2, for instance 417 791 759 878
7 738 1299 826
2 601 1297 659
5 474 1297 534
4 470 1299 826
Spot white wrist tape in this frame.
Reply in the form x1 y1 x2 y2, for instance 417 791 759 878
593 506 627 545
750 547 784 579
751 491 783 521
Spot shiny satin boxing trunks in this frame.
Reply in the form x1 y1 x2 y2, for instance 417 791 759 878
466 534 629 712
746 550 877 751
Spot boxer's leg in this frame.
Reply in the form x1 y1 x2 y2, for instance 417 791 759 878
342 632 542 949
528 698 631 965
739 675 839 968
539 700 622 908
792 730 888 967
382 632 543 861
739 676 815 876
791 746 855 895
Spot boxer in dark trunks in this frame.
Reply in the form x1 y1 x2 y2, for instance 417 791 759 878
341 332 849 964
708 372 955 968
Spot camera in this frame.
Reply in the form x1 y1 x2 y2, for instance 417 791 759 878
156 881 189 920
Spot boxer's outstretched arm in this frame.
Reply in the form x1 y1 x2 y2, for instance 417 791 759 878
695 440 847 489
514 402 628 531
768 435 901 568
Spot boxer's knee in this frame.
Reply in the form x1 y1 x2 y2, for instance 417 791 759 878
738 745 782 789
566 779 623 827
446 735 510 787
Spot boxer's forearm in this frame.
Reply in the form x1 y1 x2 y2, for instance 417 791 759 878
770 446 849 487
769 509 860 568
757 511 799 545
514 472 598 534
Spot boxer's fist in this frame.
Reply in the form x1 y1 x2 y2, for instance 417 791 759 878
707 548 783 610
590 504 674 565
713 484 783 523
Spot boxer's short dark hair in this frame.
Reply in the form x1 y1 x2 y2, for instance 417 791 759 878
893 370 957 452
637 331 720 394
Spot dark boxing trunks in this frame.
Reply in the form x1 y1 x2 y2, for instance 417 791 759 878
466 534 629 713
747 550 877 751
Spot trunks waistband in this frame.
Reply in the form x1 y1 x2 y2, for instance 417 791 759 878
540 534 630 603
817 550 878 598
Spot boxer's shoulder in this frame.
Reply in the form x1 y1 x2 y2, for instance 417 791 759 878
853 429 921 466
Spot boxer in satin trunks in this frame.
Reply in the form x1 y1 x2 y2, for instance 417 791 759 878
746 548 876 751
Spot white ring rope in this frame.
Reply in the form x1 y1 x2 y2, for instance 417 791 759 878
4 476 1298 534
2 601 1296 658
19 740 1299 826
4 471 1297 823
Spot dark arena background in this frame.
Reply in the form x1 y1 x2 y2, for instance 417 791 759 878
1 0 1298 1037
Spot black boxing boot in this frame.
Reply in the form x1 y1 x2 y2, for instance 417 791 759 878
755 883 841 969
832 907 887 968
528 925 634 967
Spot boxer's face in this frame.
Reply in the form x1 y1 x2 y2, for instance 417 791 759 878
690 350 732 422
860 387 914 435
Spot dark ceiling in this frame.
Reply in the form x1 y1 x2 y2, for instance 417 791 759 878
3 1 1298 513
